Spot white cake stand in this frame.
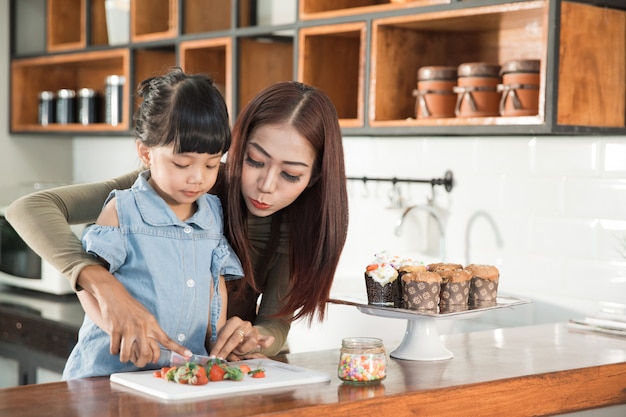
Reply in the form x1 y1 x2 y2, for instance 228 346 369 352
330 296 530 361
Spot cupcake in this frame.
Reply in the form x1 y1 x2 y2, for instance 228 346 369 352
364 255 400 306
397 258 427 277
465 264 499 306
437 269 471 313
428 263 463 273
401 270 442 311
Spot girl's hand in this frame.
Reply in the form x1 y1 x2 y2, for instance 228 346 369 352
210 316 275 360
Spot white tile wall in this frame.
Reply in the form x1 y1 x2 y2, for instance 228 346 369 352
333 136 626 317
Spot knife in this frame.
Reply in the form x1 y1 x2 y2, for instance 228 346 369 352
159 349 225 367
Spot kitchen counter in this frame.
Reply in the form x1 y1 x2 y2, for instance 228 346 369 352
0 286 83 384
1 322 625 417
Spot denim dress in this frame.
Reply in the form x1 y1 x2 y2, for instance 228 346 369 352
63 171 243 379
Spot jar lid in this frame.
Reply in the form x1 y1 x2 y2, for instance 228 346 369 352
56 89 76 98
78 88 97 98
418 66 457 81
39 91 55 99
342 337 384 348
106 75 126 86
500 59 541 75
457 62 501 78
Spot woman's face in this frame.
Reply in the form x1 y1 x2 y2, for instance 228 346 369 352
240 123 316 217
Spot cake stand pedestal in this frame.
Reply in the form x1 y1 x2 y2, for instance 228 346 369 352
330 296 530 362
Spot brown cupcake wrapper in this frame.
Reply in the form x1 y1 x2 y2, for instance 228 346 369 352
402 281 441 310
469 277 499 302
365 274 400 306
439 280 470 305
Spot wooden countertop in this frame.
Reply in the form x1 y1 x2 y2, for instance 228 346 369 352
1 322 625 417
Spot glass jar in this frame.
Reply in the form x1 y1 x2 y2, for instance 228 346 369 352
337 337 387 384
56 88 76 124
38 91 55 126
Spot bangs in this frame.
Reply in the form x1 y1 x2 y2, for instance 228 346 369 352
167 79 231 155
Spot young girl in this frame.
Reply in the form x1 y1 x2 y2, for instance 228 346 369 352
6 81 348 365
62 68 244 379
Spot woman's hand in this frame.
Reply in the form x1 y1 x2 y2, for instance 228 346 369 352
210 316 275 361
77 265 191 367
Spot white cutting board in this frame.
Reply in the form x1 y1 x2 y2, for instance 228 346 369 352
110 359 331 400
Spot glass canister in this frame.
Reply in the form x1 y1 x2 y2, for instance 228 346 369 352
337 337 387 384
497 59 540 117
56 89 76 124
77 88 99 125
105 75 125 126
453 62 501 117
38 91 55 126
413 66 457 119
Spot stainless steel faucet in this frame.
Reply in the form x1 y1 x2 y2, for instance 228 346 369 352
395 205 447 262
464 210 504 264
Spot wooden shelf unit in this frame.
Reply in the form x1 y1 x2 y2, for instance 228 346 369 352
299 22 366 127
9 0 626 136
10 49 131 133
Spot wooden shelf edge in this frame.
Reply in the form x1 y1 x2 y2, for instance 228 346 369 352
11 124 131 134
299 0 451 21
369 115 544 128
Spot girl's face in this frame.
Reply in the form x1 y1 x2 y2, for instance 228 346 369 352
137 142 222 209
240 123 316 217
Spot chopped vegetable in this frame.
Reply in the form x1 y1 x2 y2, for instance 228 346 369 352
153 360 264 384
248 364 266 378
208 363 226 381
154 363 208 385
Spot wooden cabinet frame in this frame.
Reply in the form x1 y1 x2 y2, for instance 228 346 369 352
9 0 626 136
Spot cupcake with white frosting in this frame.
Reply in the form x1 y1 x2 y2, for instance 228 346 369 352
364 252 400 306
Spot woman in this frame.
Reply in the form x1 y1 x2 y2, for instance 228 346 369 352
6 80 349 365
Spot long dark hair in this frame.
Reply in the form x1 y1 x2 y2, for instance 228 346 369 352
224 81 349 322
134 67 231 155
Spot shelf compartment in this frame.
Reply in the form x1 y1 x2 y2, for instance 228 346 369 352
238 36 294 114
90 0 110 47
47 0 86 51
300 0 449 20
180 38 232 117
131 0 178 42
11 49 130 133
556 1 626 128
299 22 366 127
183 0 232 34
369 0 547 127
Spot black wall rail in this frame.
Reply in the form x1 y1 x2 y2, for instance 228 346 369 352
347 170 454 193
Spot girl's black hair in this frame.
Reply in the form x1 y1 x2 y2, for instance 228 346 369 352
134 67 231 155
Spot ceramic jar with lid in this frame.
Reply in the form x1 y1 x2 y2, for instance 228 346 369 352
453 63 501 117
497 59 541 117
337 337 387 384
413 66 457 119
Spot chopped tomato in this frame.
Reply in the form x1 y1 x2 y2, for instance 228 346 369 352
209 363 226 381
